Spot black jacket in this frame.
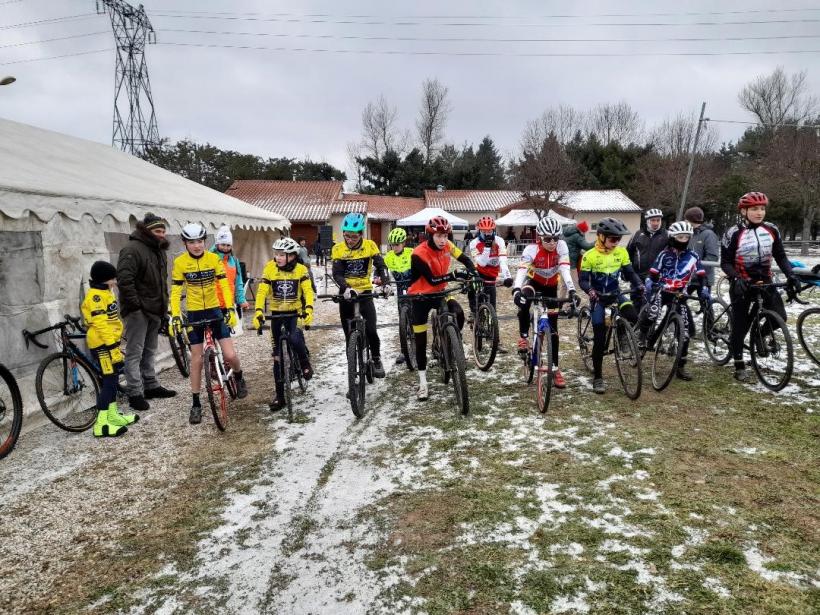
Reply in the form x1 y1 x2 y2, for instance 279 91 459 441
627 228 669 277
116 223 169 317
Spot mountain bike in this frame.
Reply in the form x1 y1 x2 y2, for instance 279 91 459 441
258 313 308 423
0 364 23 459
467 276 500 371
180 317 237 431
165 314 191 377
398 294 417 370
23 315 124 432
577 293 642 399
518 295 576 414
796 305 820 367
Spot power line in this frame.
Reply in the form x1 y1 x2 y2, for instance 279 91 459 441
0 31 107 49
707 118 820 128
0 47 111 65
0 13 97 30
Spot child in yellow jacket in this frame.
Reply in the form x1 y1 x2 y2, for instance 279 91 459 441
81 261 139 437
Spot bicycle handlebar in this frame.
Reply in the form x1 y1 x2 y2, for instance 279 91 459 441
22 315 85 350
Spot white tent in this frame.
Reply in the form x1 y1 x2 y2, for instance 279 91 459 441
0 118 289 415
494 209 575 227
396 207 468 229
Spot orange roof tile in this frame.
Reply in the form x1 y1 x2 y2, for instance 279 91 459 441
342 193 425 221
226 180 353 223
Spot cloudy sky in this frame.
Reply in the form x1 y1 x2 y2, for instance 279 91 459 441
1 0 818 176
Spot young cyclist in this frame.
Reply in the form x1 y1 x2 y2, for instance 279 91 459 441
513 216 577 389
170 223 248 425
720 192 800 382
384 227 414 365
81 260 138 437
468 216 513 323
579 217 644 394
331 212 389 378
407 216 476 401
253 237 314 411
637 221 709 381
211 225 249 324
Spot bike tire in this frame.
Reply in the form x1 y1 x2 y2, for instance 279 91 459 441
290 343 306 394
796 307 820 367
716 274 731 303
651 312 684 391
168 332 191 377
399 303 417 371
0 364 23 459
347 330 366 418
203 348 229 431
444 324 470 416
577 306 594 373
280 338 293 422
536 331 553 414
613 317 642 400
36 352 99 432
702 298 732 366
750 310 793 392
472 303 499 371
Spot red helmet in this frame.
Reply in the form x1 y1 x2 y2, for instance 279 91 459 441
476 216 496 232
738 192 768 210
426 215 452 235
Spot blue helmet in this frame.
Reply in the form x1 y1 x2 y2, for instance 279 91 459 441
342 212 366 233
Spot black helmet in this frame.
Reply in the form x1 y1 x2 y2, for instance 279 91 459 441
596 217 631 237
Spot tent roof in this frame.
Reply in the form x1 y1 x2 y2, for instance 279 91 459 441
0 118 288 232
494 209 574 227
396 207 469 228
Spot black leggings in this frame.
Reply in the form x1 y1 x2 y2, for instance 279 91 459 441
591 302 638 379
517 282 560 366
412 297 464 371
729 282 787 364
97 374 118 410
468 281 497 312
271 314 310 399
339 296 380 358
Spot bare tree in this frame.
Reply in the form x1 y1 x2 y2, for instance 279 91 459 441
416 78 451 163
360 95 405 159
648 111 719 156
586 101 644 145
523 105 586 152
345 142 365 192
739 67 818 127
513 131 580 218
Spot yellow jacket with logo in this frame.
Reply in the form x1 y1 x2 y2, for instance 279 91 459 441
255 261 314 313
331 239 387 293
81 286 123 350
170 251 234 317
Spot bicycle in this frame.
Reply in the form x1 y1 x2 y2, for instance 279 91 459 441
23 315 123 432
258 313 308 422
518 295 576 414
576 293 642 399
406 283 471 416
317 288 390 418
0 363 23 459
165 314 191 377
397 289 418 371
179 317 237 431
466 276 501 371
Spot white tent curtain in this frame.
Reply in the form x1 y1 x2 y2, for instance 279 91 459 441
494 209 574 227
396 207 469 228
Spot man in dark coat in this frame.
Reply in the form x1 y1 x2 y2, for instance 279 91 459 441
684 207 720 286
117 213 176 410
559 220 594 300
627 208 668 308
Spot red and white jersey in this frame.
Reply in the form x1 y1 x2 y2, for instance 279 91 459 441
469 235 511 281
514 240 574 290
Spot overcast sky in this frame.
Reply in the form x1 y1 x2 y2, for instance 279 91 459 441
1 0 818 178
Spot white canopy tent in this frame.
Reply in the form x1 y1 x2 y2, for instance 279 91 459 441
494 209 574 227
396 207 469 229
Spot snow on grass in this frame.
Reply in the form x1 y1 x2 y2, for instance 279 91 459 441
744 545 820 589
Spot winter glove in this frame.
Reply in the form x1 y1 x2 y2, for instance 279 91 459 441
502 277 514 288
453 269 471 280
223 308 238 329
302 306 314 327
343 287 358 301
253 309 265 330
160 314 170 336
569 290 580 308
787 275 802 297
698 286 711 302
169 316 183 337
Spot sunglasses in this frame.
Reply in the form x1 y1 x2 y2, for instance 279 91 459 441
540 235 560 243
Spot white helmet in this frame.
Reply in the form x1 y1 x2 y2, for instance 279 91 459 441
536 217 562 237
644 208 663 219
215 225 233 246
181 222 206 241
272 237 300 253
668 220 694 237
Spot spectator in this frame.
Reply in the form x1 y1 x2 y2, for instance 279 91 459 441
313 236 325 266
505 228 516 242
295 236 316 291
627 209 668 309
462 228 475 250
684 207 720 287
116 213 176 411
211 225 249 326
559 220 594 299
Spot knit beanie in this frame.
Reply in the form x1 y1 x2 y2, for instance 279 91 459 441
577 220 590 233
143 213 166 230
90 261 117 284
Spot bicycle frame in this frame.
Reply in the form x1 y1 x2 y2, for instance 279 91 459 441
24 316 108 383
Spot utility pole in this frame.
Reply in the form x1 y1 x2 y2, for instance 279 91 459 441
678 102 707 220
96 1 159 156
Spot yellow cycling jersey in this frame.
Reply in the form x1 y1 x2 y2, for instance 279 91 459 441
81 287 123 350
170 251 233 317
255 261 314 313
331 238 384 292
580 245 632 294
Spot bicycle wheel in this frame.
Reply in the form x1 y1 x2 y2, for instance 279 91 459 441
796 307 820 367
347 330 366 418
535 331 553 414
279 339 293 422
716 274 731 303
472 302 499 371
35 352 98 432
750 310 793 392
399 303 417 371
290 343 306 394
576 306 594 373
444 323 470 416
702 298 732 366
0 365 23 459
651 312 684 391
168 332 190 377
203 348 229 431
613 318 642 400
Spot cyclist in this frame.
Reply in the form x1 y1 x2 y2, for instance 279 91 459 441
82 260 138 437
408 216 476 400
627 208 668 310
580 217 644 394
720 192 800 382
468 216 513 324
170 223 248 425
637 221 709 381
253 237 314 411
211 225 249 323
384 227 414 365
513 217 578 389
331 212 389 378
